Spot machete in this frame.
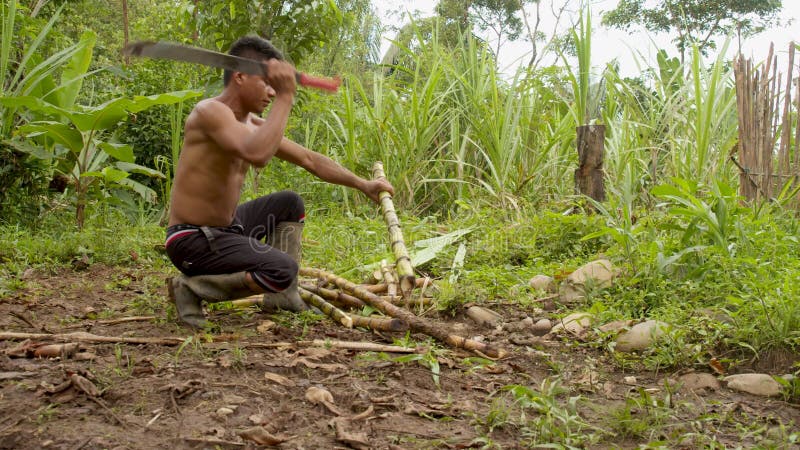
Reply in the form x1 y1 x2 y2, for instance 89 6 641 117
122 41 341 93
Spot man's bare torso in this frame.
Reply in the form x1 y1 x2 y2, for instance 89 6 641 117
168 99 258 227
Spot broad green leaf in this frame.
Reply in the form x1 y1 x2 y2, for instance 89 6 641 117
411 228 474 267
102 166 129 183
0 95 69 118
18 121 83 153
127 90 203 113
651 184 683 197
3 138 55 160
69 98 129 132
115 161 165 178
99 142 134 163
117 177 157 203
58 30 96 109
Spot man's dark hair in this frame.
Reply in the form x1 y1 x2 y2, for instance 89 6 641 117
223 36 284 86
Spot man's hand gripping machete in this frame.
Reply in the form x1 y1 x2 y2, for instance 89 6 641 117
122 41 341 93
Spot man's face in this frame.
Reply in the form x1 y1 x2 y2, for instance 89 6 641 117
241 59 276 114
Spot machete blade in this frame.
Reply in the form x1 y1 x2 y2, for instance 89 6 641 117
122 41 265 76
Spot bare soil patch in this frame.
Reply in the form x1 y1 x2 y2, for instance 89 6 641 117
1 265 797 449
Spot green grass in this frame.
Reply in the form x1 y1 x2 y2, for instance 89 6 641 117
2 190 799 375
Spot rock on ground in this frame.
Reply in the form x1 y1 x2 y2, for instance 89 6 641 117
558 259 614 303
614 320 669 352
551 312 592 335
528 275 556 293
723 374 783 397
678 373 721 393
531 319 552 336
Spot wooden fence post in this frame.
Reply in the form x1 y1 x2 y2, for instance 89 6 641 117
575 124 605 203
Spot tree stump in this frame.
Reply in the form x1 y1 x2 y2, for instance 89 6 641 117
575 124 605 202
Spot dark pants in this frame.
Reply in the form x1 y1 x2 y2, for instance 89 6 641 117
165 191 305 293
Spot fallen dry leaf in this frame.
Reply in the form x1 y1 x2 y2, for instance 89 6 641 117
291 357 347 372
5 339 38 358
264 371 296 387
709 357 726 376
70 373 100 397
238 426 291 445
331 417 370 450
295 347 332 359
305 386 344 416
305 386 334 404
350 405 375 421
257 320 276 334
248 414 267 425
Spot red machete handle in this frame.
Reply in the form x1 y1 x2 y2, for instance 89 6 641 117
295 72 341 93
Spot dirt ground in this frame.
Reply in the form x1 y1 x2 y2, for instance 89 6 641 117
1 265 798 449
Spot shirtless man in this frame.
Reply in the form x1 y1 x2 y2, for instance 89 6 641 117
165 36 393 329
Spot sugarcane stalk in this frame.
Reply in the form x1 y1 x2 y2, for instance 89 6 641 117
302 283 433 309
358 277 434 294
231 296 263 308
300 284 366 309
372 161 415 298
384 296 434 307
380 259 398 298
300 284 408 332
349 314 408 332
298 288 353 328
301 267 507 358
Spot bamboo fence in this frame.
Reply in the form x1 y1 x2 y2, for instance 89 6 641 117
734 42 800 205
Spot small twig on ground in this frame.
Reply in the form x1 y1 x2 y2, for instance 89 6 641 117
372 425 446 440
68 436 93 450
0 331 185 346
209 339 420 353
181 437 245 448
169 390 181 417
96 316 156 325
88 396 131 428
0 413 31 435
9 311 52 333
145 410 162 429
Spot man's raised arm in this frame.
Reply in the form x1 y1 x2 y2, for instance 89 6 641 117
275 138 394 203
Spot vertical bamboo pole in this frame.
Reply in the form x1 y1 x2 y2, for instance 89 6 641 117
779 43 794 189
372 161 416 298
794 46 800 207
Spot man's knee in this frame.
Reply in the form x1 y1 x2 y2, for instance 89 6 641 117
274 190 305 222
251 253 298 292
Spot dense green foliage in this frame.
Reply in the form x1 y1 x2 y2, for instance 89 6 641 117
603 0 783 59
0 0 798 384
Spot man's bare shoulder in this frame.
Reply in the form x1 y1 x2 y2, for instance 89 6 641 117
188 98 235 128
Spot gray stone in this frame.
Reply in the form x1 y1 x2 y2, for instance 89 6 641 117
597 320 635 333
528 275 556 293
678 373 721 393
466 306 503 327
216 407 235 417
615 320 669 352
551 312 592 335
531 319 552 336
723 373 783 397
558 259 615 303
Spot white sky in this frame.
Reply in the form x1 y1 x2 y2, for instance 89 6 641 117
374 0 800 78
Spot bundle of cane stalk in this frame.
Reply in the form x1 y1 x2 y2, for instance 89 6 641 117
231 161 509 358
230 269 436 335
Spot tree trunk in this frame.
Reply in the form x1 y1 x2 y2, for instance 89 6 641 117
574 124 605 203
122 0 129 64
